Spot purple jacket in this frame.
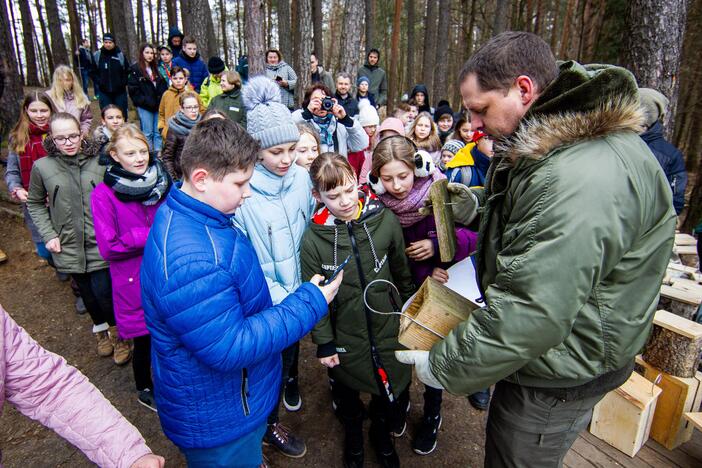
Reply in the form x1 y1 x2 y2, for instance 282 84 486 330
91 183 163 339
402 215 477 286
0 303 152 467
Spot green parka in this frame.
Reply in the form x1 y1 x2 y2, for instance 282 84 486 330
301 190 415 397
26 138 107 274
207 88 247 127
429 61 676 395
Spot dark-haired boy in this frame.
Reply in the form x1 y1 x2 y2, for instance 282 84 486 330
141 118 342 466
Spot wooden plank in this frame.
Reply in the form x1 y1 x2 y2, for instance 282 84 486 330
570 435 626 467
674 245 698 256
635 443 682 467
646 439 701 467
429 178 457 262
660 286 702 307
668 263 699 276
580 432 652 467
684 413 702 432
675 234 697 246
564 444 597 467
652 310 702 340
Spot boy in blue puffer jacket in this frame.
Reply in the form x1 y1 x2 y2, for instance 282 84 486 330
171 36 209 92
141 118 342 467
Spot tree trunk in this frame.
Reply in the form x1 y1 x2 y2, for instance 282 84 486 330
0 0 23 139
166 0 178 28
294 0 313 105
493 0 510 35
236 0 243 55
65 0 83 72
406 0 415 87
422 0 438 92
622 0 689 134
84 0 99 48
108 0 138 62
432 0 450 101
99 0 108 36
136 0 147 43
339 0 364 76
549 0 561 51
365 0 376 52
181 0 218 59
312 0 323 64
147 0 156 42
278 0 292 60
17 0 40 86
218 0 229 63
266 0 272 49
7 0 23 84
34 0 55 74
387 0 403 112
245 0 266 74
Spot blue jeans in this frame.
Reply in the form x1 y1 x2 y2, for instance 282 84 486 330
34 241 51 260
98 90 128 121
79 68 97 98
181 423 266 468
136 107 162 152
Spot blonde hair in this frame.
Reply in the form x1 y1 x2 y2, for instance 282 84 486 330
371 136 415 178
179 91 200 106
297 122 321 149
309 152 356 192
106 124 149 156
47 65 90 111
407 111 441 152
223 70 242 88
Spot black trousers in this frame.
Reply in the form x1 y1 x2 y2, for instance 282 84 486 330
71 269 115 327
332 377 410 433
132 335 153 391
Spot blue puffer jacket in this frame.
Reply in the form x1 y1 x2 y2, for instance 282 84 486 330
141 183 327 449
233 164 315 305
640 121 687 214
172 52 209 92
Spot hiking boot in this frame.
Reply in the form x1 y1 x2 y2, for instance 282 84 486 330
95 330 113 357
137 389 157 412
283 376 302 412
412 414 442 455
468 388 491 411
369 423 399 468
109 327 132 365
75 296 87 315
391 400 410 437
263 422 307 458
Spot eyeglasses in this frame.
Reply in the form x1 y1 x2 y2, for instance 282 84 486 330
183 106 199 111
53 134 81 144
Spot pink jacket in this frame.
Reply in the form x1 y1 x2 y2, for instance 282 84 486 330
0 304 152 467
91 182 163 339
44 91 93 135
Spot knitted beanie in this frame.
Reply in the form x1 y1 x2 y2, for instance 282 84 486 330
242 76 299 149
639 88 669 128
357 100 379 127
208 56 225 74
357 76 370 87
441 139 465 157
434 102 454 123
103 32 115 42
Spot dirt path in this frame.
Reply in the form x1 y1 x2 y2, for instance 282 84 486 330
0 197 486 467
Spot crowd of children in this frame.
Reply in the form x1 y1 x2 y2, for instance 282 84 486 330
3 31 496 468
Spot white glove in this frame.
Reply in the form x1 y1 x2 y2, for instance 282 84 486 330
395 350 444 389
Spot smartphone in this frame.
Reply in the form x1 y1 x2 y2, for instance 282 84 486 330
275 75 283 82
323 255 351 285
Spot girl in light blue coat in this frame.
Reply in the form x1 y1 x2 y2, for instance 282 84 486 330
234 76 314 459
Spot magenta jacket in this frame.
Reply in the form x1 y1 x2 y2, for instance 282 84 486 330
91 182 163 339
0 303 152 467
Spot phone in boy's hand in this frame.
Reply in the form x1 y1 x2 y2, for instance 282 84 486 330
323 255 351 285
275 76 283 82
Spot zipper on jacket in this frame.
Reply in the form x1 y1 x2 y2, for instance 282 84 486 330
52 185 60 207
240 368 250 416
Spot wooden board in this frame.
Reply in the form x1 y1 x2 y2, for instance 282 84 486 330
652 310 702 339
643 311 702 378
684 412 702 432
429 179 457 263
676 234 697 246
659 285 702 307
636 356 702 450
674 245 699 255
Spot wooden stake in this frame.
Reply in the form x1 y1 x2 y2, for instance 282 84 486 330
429 179 457 263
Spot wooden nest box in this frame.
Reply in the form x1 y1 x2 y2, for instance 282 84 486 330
399 277 479 351
643 310 702 378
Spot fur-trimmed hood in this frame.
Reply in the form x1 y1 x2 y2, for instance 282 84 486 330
43 136 102 160
497 61 645 161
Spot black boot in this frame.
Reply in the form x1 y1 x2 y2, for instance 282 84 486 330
342 414 364 468
369 418 400 468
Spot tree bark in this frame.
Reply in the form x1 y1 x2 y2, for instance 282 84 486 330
166 0 178 28
422 0 438 92
147 0 156 42
312 0 324 63
278 0 292 60
622 0 689 134
266 0 272 49
294 0 313 105
493 0 510 35
339 0 364 76
219 0 229 63
236 0 243 55
84 0 99 48
365 0 376 52
65 0 83 72
406 0 415 87
34 0 55 74
0 0 23 139
136 0 147 43
108 0 138 62
7 0 23 83
387 0 403 112
181 0 218 59
558 0 577 58
17 0 40 86
432 0 450 101
245 0 267 74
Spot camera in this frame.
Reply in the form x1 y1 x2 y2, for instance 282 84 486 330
321 97 335 111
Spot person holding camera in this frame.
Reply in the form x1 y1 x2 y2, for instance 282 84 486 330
291 83 368 157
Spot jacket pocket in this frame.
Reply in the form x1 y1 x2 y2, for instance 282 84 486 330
240 368 250 416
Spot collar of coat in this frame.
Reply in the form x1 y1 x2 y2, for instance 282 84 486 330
496 61 645 162
43 136 102 161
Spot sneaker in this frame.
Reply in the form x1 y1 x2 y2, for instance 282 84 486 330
369 424 399 468
468 388 491 411
412 414 442 455
391 400 410 437
283 377 302 412
263 422 307 458
95 331 113 357
75 297 87 315
109 327 132 365
137 389 157 412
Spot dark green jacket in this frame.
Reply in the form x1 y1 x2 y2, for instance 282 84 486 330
429 62 676 395
208 88 247 128
301 190 415 396
26 139 107 274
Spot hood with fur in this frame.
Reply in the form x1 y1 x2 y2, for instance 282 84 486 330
497 61 645 161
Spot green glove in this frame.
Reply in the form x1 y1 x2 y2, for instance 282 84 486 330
418 182 480 225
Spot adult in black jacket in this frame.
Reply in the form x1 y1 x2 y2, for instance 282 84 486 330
167 27 184 58
639 88 687 215
91 33 129 120
334 72 359 117
128 44 169 152
75 39 97 99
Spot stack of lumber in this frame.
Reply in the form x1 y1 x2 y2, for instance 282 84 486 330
673 233 698 267
662 234 701 320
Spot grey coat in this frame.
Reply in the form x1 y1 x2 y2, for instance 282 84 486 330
264 62 298 109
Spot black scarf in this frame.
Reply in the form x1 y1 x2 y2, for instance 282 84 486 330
104 157 172 205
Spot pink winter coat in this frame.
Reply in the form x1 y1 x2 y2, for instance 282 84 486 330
44 91 93 136
0 303 152 467
91 183 163 339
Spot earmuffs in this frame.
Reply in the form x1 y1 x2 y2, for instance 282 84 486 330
368 135 436 195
